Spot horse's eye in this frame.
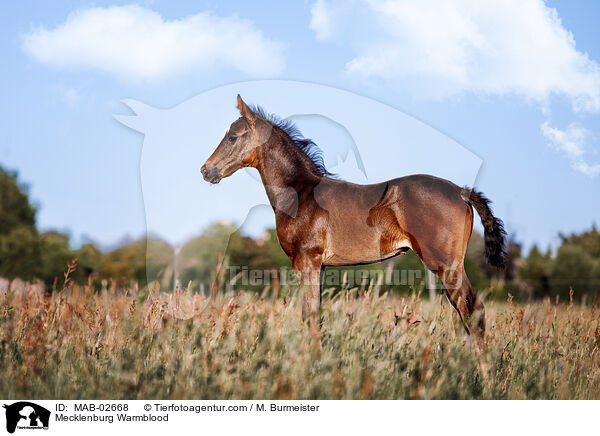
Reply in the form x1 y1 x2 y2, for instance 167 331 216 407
228 135 237 143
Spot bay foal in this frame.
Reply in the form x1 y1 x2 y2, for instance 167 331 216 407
202 95 506 343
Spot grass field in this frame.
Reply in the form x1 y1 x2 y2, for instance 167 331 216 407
1 283 599 400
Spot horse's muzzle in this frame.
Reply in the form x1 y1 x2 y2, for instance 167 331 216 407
201 164 222 184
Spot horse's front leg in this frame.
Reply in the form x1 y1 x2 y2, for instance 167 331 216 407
292 251 323 348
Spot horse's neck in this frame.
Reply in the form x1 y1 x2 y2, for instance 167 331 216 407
256 137 321 215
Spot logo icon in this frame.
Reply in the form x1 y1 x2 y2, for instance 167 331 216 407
2 402 50 434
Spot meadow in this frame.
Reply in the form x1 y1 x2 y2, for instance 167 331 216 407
1 282 599 400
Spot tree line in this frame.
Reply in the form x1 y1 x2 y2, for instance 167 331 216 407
1 166 598 300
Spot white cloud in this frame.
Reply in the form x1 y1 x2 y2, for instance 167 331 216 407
310 0 600 111
22 5 285 81
309 0 336 41
52 84 81 106
541 121 600 177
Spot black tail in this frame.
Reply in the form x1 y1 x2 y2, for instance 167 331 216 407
464 189 507 268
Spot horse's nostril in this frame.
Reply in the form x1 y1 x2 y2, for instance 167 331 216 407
201 164 221 183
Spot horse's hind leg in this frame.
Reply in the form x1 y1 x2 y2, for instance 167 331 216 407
405 198 485 340
412 243 485 339
437 265 485 339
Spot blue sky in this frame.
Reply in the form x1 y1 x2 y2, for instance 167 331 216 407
1 0 599 253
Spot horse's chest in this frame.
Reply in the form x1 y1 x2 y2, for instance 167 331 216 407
272 216 297 256
275 230 294 258
274 211 324 258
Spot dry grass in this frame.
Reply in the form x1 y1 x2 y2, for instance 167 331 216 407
1 283 599 399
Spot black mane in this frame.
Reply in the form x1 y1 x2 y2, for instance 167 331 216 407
251 105 332 177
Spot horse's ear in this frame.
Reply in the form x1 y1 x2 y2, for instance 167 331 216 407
237 94 257 126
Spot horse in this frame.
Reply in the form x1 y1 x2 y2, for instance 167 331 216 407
202 95 506 343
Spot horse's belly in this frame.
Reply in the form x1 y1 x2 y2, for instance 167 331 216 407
323 233 411 266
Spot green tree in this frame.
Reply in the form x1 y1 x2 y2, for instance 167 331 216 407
0 226 40 281
100 239 147 285
0 167 36 232
263 228 291 268
178 222 238 291
558 225 600 258
38 231 74 287
549 244 594 299
392 250 427 294
0 167 40 281
225 229 294 291
464 231 488 290
75 242 103 283
504 238 522 282
146 237 174 289
519 245 552 299
590 260 600 297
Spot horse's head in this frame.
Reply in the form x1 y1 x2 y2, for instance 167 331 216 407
201 95 268 184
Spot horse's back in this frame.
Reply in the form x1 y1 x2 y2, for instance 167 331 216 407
387 174 463 199
318 174 464 208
